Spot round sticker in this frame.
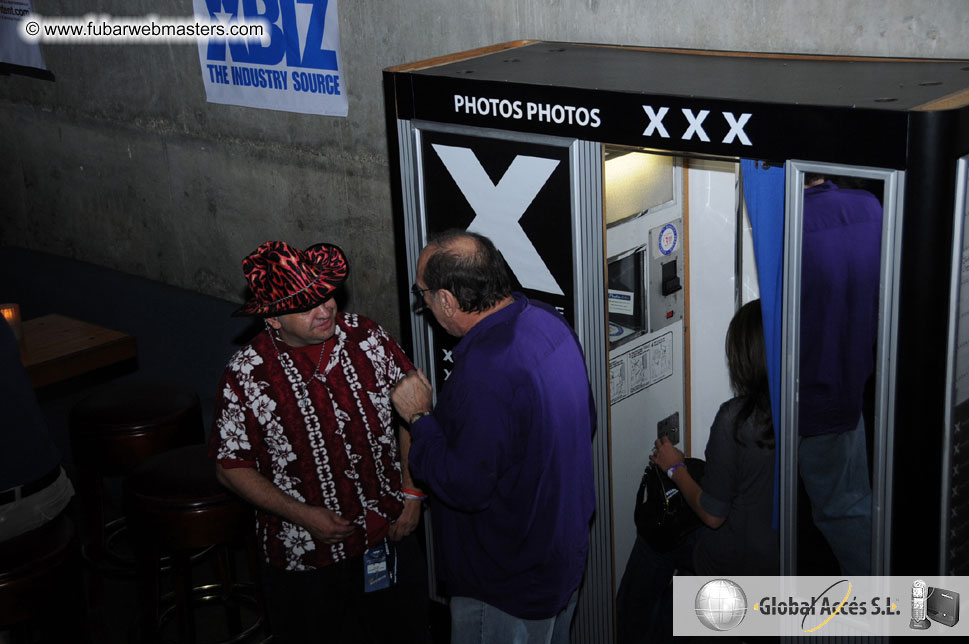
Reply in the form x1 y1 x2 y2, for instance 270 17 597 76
658 223 678 256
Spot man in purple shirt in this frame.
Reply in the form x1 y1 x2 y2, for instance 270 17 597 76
798 174 881 576
391 230 596 644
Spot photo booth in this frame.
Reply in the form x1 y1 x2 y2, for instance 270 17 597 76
383 41 969 641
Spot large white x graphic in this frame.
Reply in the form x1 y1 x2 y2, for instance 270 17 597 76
642 105 670 138
722 112 753 145
431 144 565 296
681 108 711 142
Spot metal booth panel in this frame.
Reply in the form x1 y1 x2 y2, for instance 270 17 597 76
781 161 904 577
943 154 969 575
394 119 614 642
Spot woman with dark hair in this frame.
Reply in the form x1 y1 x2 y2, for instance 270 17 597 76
616 299 778 642
652 297 778 575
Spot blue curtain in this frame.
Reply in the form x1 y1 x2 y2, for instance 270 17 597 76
740 159 785 529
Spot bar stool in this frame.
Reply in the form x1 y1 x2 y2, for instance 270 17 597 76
0 513 87 643
70 381 204 570
124 444 264 644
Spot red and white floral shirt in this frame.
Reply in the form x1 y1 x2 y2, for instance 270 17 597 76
208 313 413 570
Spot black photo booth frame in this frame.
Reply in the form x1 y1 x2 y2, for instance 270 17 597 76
383 41 969 642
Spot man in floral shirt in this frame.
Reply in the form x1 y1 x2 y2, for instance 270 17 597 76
209 240 427 643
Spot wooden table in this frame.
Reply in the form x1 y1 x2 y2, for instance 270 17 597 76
20 314 137 388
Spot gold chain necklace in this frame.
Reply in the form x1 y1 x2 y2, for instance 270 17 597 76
266 324 326 399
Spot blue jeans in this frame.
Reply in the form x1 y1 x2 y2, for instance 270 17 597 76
799 418 872 575
449 590 578 644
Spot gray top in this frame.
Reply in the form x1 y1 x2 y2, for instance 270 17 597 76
694 396 779 575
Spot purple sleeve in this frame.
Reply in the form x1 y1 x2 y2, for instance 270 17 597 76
408 379 508 512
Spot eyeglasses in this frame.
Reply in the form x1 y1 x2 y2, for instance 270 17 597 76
411 283 433 299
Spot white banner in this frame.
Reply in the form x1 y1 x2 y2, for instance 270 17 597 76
674 576 968 637
193 0 347 116
1 0 45 70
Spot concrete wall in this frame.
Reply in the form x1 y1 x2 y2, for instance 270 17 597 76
2 0 968 339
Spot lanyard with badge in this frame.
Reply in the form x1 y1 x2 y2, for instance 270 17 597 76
364 539 397 592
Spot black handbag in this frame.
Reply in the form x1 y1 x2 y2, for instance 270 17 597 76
633 458 705 552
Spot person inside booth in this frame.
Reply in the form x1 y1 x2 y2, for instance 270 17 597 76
616 299 779 643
